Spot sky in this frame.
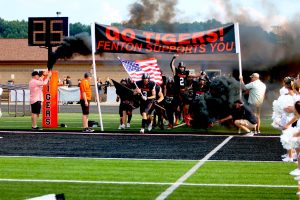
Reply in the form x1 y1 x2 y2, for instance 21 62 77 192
1 0 300 30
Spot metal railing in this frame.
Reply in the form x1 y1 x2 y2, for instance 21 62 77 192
0 84 29 117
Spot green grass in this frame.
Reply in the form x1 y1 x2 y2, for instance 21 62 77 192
0 157 297 200
0 182 165 200
0 113 281 135
0 157 196 182
186 161 295 185
0 112 291 199
168 186 296 200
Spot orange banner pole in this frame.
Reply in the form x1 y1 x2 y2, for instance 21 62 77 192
42 70 58 128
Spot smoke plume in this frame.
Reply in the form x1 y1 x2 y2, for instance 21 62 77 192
192 76 241 129
210 0 300 77
48 32 92 70
125 0 178 29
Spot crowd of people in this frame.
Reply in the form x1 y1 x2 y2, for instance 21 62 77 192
115 55 267 135
25 57 300 183
30 57 300 145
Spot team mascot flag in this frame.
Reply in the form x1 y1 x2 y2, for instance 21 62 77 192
94 23 237 54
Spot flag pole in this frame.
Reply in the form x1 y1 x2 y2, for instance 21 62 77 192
234 22 243 100
91 22 104 131
235 22 243 134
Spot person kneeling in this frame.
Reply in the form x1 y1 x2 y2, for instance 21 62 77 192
218 100 257 136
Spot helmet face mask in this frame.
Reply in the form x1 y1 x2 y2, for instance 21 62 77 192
178 62 185 72
199 79 205 85
142 73 150 84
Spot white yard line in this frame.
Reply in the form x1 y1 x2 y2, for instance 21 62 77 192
0 178 296 188
155 136 233 200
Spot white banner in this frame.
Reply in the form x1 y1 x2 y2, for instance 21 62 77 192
58 87 80 102
10 90 30 102
9 88 80 102
106 87 117 104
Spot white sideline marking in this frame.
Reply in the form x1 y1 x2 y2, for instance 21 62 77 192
0 178 296 188
155 136 233 200
0 130 281 138
0 155 286 163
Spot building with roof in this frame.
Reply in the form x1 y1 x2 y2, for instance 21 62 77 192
0 38 239 85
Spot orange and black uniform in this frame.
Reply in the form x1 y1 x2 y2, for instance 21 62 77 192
165 80 176 126
135 80 155 115
80 79 92 115
174 68 190 103
118 80 135 116
174 68 189 95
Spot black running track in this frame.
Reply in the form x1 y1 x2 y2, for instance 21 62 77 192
0 131 285 161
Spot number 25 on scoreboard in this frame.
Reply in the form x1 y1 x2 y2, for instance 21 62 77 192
28 17 68 46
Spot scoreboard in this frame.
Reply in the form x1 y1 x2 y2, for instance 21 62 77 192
28 17 68 46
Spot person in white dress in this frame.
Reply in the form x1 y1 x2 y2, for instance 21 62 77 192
281 78 300 175
274 77 297 162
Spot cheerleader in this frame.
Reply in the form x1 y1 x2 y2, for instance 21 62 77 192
273 77 296 162
285 79 300 175
284 100 300 175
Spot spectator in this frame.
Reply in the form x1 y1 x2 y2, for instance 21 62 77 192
7 80 14 85
240 73 266 133
66 76 72 87
80 72 94 133
76 79 82 104
64 76 74 104
77 79 81 87
96 77 103 102
104 77 111 94
58 78 63 86
217 99 257 136
103 77 111 102
29 70 52 131
62 76 67 86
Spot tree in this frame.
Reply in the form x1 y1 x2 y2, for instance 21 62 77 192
0 18 27 38
69 22 90 36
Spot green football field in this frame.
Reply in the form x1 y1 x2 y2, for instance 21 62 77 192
0 157 297 200
0 113 297 200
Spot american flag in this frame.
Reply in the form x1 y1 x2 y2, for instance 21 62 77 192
119 58 162 85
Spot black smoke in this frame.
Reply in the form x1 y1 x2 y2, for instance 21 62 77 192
209 0 300 79
48 32 92 70
191 76 241 129
124 0 178 30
